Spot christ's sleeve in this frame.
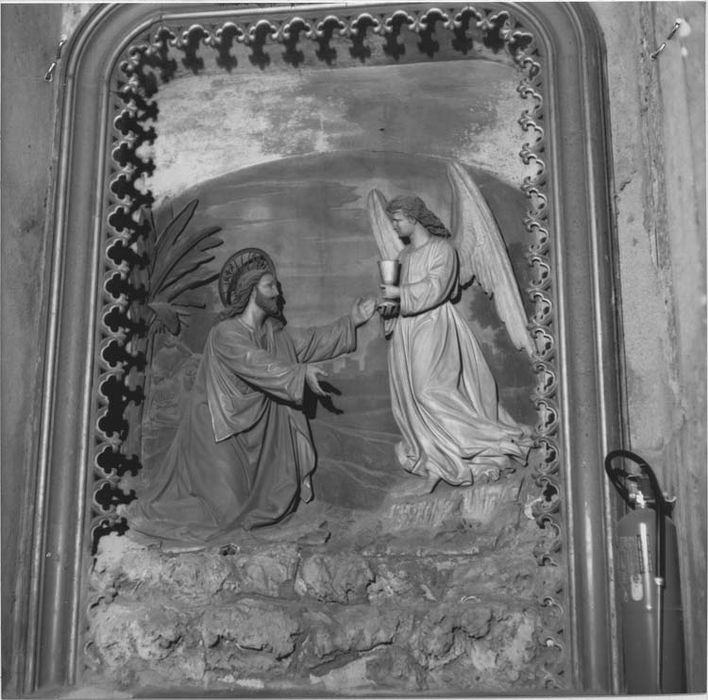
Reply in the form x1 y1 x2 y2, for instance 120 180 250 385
290 315 357 363
208 323 307 402
205 323 311 441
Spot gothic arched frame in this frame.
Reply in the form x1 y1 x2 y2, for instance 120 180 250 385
17 2 624 696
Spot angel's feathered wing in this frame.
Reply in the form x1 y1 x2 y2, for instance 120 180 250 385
447 161 535 357
367 189 404 261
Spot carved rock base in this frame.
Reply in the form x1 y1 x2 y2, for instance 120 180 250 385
86 473 563 695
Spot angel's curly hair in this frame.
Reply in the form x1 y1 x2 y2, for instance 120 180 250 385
386 195 451 238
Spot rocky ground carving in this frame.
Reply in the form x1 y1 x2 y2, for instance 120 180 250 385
86 471 563 696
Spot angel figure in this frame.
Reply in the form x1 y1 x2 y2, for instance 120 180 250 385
368 161 535 494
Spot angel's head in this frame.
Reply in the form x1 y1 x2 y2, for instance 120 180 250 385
385 195 451 239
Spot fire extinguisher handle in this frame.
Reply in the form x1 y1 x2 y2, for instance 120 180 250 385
604 449 647 504
605 448 650 468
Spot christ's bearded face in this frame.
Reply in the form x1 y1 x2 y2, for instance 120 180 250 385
254 273 281 317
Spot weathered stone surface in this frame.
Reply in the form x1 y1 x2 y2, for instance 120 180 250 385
87 600 206 685
456 479 524 524
92 534 230 602
200 599 300 660
302 604 403 663
86 470 561 694
409 604 493 669
379 477 523 533
366 559 433 602
295 552 374 603
307 651 409 695
93 532 300 601
364 646 427 692
462 608 540 686
222 544 300 597
443 550 559 603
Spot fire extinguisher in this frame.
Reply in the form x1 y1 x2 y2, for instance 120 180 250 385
605 449 686 694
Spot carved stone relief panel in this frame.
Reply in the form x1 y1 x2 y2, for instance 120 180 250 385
85 6 563 694
24 3 620 696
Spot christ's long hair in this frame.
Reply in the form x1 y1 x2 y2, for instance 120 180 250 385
218 268 270 321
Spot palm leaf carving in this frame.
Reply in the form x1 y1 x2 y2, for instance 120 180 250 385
151 226 221 301
145 198 223 335
149 199 198 277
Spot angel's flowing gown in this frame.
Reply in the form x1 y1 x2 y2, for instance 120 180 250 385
388 236 531 485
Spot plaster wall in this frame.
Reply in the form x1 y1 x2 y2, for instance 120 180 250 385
592 2 706 689
0 1 705 695
1 3 64 690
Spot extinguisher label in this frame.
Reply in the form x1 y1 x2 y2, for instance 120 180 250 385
630 573 644 601
636 533 648 574
618 532 653 602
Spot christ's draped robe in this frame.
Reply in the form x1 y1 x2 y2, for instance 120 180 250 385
127 314 356 546
387 236 531 485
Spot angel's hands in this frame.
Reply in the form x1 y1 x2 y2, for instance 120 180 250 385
377 302 400 319
305 365 329 397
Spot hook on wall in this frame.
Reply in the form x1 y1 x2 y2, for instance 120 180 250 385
44 38 67 82
650 18 691 60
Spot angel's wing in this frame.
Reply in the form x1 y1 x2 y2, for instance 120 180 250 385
447 161 535 357
367 189 404 261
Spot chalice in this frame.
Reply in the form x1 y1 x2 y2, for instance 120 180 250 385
377 259 401 316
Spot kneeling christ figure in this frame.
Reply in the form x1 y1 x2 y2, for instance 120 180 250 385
127 248 376 546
